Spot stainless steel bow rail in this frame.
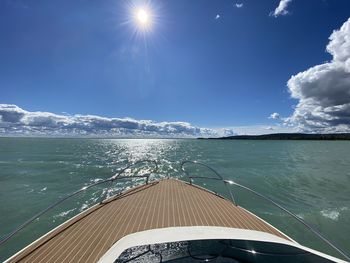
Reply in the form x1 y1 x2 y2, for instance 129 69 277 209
180 160 237 205
0 159 158 247
180 160 350 261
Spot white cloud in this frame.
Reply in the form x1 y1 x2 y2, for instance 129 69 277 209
219 128 236 137
270 0 293 17
285 18 350 133
215 14 220 20
0 104 236 138
235 3 243 8
269 112 281 120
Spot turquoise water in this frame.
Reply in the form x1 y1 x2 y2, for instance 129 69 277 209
0 137 350 261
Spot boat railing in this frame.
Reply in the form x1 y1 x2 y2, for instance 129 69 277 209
180 160 237 205
0 159 158 247
180 160 350 261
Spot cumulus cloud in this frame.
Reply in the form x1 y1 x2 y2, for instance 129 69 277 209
219 128 236 137
235 3 243 8
269 112 281 120
286 18 350 133
0 104 235 138
270 0 293 17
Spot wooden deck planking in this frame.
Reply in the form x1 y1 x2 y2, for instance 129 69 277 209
8 179 290 263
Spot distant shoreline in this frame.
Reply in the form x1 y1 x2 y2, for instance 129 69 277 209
198 133 350 140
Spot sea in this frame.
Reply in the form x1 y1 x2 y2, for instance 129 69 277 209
0 137 349 261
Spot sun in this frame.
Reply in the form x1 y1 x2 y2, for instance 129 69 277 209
135 8 151 29
137 9 149 24
121 1 161 38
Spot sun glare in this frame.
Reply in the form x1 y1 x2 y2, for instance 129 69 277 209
122 1 162 38
137 9 149 24
135 8 151 28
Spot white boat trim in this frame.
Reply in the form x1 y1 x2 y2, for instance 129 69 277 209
97 226 348 263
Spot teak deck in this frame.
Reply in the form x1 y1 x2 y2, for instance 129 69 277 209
8 179 290 263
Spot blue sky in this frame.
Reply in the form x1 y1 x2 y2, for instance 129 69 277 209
1 0 350 136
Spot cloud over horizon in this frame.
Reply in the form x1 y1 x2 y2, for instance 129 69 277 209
286 17 350 133
0 104 236 138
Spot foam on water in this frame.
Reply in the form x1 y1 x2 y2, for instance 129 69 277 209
321 210 340 221
320 207 349 221
54 208 76 219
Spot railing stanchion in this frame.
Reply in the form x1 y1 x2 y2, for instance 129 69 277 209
224 181 236 206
